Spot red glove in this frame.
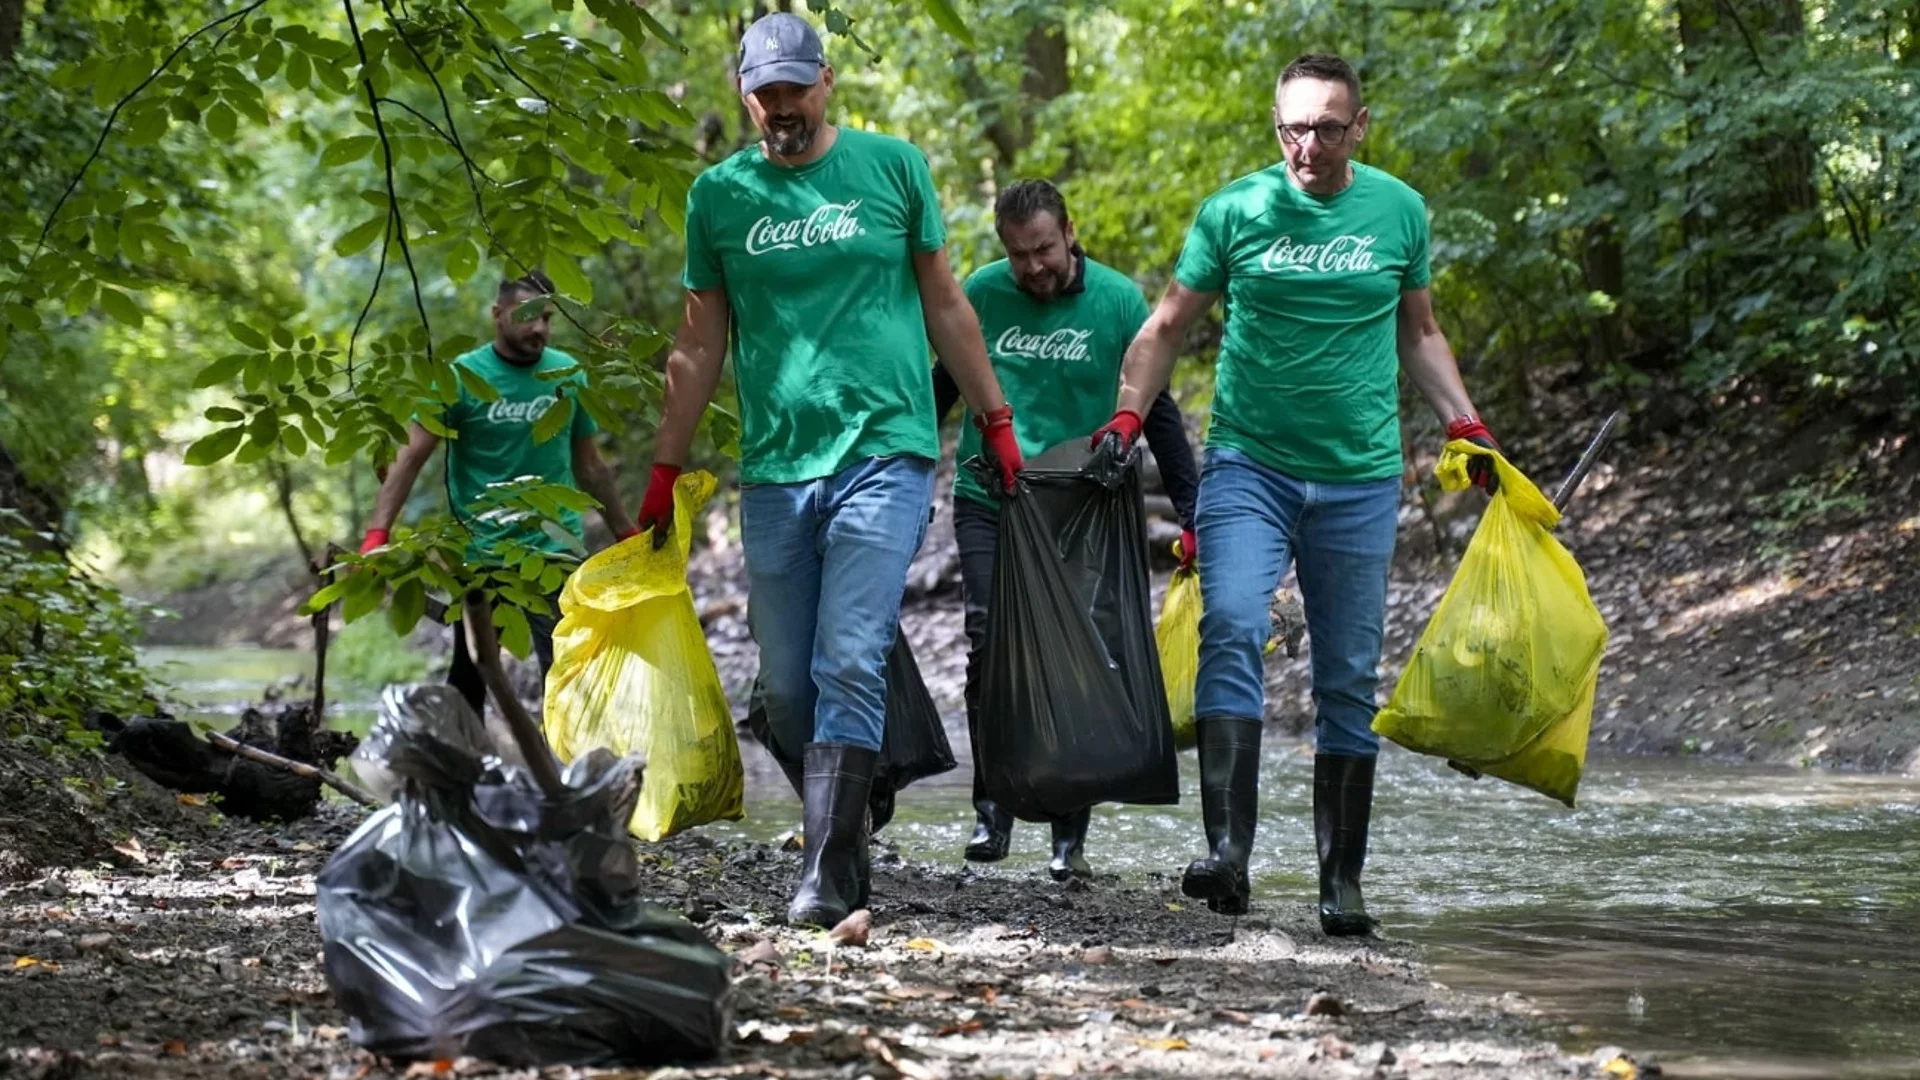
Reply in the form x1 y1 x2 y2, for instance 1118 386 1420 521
973 405 1024 493
1090 409 1144 451
1446 416 1501 494
1179 528 1197 573
635 463 682 548
358 528 389 555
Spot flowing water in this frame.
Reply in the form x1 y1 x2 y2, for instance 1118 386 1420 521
142 646 1920 1078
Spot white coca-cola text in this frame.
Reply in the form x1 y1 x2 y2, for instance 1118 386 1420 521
995 325 1094 362
485 397 557 424
745 200 865 255
1259 233 1379 274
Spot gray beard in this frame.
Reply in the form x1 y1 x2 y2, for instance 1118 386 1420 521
767 121 816 158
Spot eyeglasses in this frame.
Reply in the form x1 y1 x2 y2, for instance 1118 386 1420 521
1277 118 1357 146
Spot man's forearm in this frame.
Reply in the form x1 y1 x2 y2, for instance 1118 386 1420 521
1401 331 1478 424
652 344 725 467
367 446 432 532
578 458 629 530
1116 320 1182 416
928 301 1006 413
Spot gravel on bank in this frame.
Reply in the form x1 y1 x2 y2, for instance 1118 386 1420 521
0 795 1600 1080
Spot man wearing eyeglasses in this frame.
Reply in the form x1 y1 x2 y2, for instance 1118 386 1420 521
1090 53 1500 936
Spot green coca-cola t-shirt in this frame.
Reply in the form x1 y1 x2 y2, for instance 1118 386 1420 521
683 128 946 485
952 255 1150 507
1174 161 1431 482
433 344 598 562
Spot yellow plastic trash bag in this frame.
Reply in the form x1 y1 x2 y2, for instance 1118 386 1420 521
543 470 745 841
1155 564 1201 751
1372 441 1608 807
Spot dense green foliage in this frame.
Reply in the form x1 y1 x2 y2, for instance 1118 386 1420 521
1 0 1915 690
0 513 154 742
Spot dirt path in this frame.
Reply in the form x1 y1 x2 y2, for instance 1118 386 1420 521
0 797 1595 1080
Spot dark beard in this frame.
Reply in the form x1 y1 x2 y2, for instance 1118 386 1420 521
766 119 816 158
1017 267 1072 300
495 338 544 365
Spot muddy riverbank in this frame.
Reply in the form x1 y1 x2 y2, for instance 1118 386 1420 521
0 789 1599 1080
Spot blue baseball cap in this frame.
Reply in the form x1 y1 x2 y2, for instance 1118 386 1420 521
738 13 826 95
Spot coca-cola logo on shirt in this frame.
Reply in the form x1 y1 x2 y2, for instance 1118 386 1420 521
995 325 1094 362
1259 234 1379 274
485 397 556 424
745 200 866 255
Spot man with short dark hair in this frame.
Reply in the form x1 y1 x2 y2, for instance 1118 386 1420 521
360 270 635 716
636 12 1021 930
1093 53 1500 935
934 178 1199 879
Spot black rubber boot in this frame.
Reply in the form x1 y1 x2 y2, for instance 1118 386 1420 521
1181 718 1262 915
1047 808 1092 881
1315 752 1380 937
963 701 1012 862
787 743 878 929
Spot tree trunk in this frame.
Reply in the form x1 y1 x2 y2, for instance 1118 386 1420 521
0 0 24 67
962 13 1071 174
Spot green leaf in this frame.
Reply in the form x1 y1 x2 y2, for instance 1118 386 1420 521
918 0 974 46
302 578 351 615
286 48 312 90
335 213 388 258
247 407 279 448
545 259 593 303
204 406 245 422
272 326 294 349
194 354 248 388
231 322 269 349
447 238 479 285
98 288 143 328
530 397 574 445
282 425 309 457
126 103 171 146
342 578 383 624
633 5 685 50
206 100 238 141
456 364 500 402
495 603 532 660
65 280 98 317
184 426 246 467
389 578 426 636
321 135 377 167
256 39 285 81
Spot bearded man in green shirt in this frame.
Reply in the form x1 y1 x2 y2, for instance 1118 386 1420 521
932 179 1200 880
360 269 637 718
635 12 1022 931
1093 54 1501 935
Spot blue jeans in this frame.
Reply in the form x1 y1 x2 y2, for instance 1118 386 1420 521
742 455 934 754
1192 447 1400 757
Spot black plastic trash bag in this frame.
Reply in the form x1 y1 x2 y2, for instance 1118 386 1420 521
317 684 732 1068
744 625 957 801
967 439 1179 822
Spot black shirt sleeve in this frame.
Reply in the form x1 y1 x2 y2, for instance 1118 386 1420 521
1144 388 1200 531
931 362 963 426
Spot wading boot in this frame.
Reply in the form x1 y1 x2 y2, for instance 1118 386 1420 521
787 743 878 929
963 701 1012 862
1047 808 1093 881
1181 718 1262 914
965 798 1013 862
1314 752 1380 937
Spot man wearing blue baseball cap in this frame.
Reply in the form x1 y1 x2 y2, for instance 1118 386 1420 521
635 12 1022 931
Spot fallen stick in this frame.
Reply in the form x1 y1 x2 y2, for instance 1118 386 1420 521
204 729 379 809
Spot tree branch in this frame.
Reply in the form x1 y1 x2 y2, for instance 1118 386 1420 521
12 0 273 304
343 0 433 368
269 458 316 567
205 729 379 808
